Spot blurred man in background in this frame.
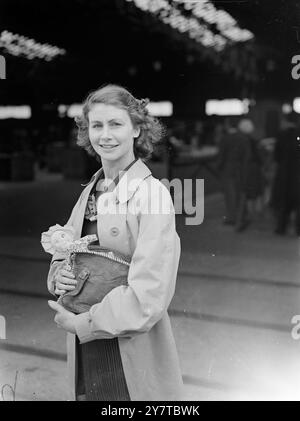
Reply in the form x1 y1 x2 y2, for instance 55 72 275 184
217 118 252 231
271 116 300 236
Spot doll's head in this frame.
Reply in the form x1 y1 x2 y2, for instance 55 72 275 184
50 230 74 252
41 224 75 254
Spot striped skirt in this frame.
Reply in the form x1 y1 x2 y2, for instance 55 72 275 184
76 336 131 401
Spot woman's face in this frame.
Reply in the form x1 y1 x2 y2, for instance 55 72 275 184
88 103 140 164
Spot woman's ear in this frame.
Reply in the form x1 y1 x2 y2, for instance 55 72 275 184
133 127 140 139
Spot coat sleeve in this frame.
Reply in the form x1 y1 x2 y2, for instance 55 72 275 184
74 181 181 343
46 194 82 296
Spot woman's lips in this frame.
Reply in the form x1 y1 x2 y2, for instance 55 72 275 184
100 144 118 149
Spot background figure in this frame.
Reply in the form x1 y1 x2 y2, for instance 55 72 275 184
259 136 277 208
217 118 251 231
239 119 264 217
213 120 226 147
271 118 300 236
190 120 203 149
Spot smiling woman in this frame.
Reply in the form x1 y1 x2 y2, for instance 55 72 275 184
75 84 165 165
87 103 140 178
45 84 183 401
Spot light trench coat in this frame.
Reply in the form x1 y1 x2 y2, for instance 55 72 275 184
47 158 183 401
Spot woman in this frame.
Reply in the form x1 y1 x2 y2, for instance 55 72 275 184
46 84 183 401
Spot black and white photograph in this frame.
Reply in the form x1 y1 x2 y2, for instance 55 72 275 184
0 0 300 404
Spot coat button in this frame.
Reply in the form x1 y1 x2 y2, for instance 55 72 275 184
110 227 119 236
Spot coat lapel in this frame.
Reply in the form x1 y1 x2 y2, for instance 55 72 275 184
115 159 152 204
96 159 152 255
72 159 152 253
73 168 103 238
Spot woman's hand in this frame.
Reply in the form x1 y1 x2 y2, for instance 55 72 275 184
48 300 77 334
54 265 77 296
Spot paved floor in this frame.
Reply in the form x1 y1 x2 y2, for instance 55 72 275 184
0 171 300 401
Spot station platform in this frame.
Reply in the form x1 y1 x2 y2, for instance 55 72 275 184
0 170 299 401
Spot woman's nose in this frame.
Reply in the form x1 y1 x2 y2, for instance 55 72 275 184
101 125 112 139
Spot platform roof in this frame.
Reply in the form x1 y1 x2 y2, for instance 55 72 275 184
0 0 299 108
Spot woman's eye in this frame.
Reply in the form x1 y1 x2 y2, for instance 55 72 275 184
91 122 121 128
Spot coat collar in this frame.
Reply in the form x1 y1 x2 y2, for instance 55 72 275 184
82 158 152 204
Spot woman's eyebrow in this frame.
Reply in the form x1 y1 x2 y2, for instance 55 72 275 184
90 118 123 123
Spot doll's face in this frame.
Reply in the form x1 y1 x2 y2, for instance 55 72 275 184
51 231 73 251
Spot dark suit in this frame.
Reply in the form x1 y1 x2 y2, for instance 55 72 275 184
271 126 300 235
217 129 251 228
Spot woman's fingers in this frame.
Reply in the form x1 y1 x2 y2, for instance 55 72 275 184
60 269 75 279
58 275 77 285
54 287 66 296
55 267 77 295
55 274 77 295
56 281 76 291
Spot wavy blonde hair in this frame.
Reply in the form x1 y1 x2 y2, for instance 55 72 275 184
75 84 165 161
